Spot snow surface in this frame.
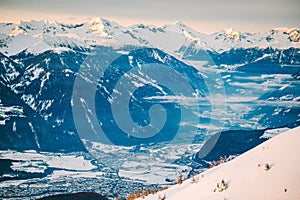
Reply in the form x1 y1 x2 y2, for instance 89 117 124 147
260 127 290 139
141 126 300 200
0 150 96 173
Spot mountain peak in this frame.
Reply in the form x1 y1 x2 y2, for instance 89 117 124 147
223 28 240 40
272 27 300 42
173 21 186 26
88 17 110 37
88 17 110 25
0 19 299 56
272 27 299 34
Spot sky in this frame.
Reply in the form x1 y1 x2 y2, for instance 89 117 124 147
0 0 299 33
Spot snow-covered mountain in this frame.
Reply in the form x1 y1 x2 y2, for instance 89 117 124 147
0 18 300 199
141 126 300 200
0 18 299 56
0 18 299 152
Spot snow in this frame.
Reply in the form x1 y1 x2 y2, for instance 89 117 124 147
53 46 74 54
0 104 24 125
8 26 24 36
0 150 97 173
46 155 95 170
273 27 298 33
1 19 299 56
26 40 52 54
260 127 290 139
2 34 40 56
253 53 271 62
12 121 16 132
88 17 109 37
50 169 104 179
224 28 240 40
0 150 105 189
86 140 200 184
141 126 300 200
11 160 47 173
119 163 190 184
32 68 44 80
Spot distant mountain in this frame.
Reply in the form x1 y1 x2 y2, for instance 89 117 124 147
0 18 299 56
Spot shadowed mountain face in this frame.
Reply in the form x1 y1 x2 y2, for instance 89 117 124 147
1 45 299 152
194 124 299 168
0 47 208 150
194 130 268 165
0 51 87 152
38 192 109 200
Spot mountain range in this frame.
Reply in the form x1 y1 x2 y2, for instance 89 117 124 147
0 18 300 200
0 18 299 56
0 18 299 152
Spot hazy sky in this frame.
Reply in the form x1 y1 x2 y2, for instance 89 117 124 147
0 0 299 33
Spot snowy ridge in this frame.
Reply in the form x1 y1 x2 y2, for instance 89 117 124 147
141 126 300 200
0 18 299 55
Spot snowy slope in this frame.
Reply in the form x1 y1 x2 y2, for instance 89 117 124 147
141 126 300 200
0 18 299 56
